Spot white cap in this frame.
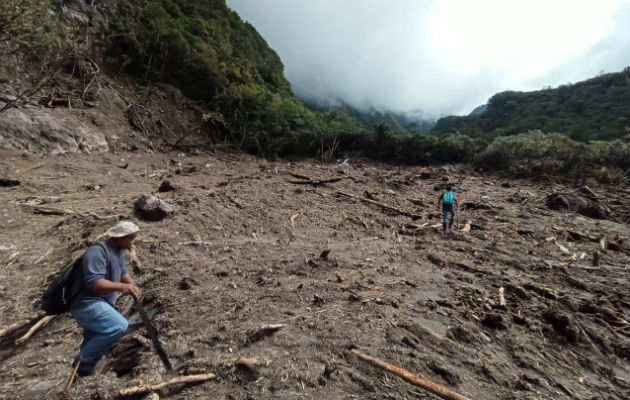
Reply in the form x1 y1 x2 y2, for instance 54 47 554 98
108 221 140 238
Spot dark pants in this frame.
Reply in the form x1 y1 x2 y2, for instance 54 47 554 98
442 204 455 231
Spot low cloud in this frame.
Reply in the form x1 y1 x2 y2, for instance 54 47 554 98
227 0 629 117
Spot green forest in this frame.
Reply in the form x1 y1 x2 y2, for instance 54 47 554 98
431 70 630 142
2 0 629 179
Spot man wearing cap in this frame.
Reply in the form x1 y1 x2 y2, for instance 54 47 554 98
70 221 141 376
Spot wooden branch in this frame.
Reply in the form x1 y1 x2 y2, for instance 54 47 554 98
0 71 57 113
498 287 506 308
15 315 55 345
566 229 598 242
351 349 472 400
247 323 286 343
0 313 45 338
288 177 344 186
290 213 299 227
460 220 471 232
118 373 216 397
64 357 81 393
34 248 53 265
337 191 421 219
288 172 311 180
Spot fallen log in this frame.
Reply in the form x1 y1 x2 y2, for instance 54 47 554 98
0 312 45 338
351 349 472 400
118 373 216 397
288 177 344 186
337 191 421 219
15 315 55 345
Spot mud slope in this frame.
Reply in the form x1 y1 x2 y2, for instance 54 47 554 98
0 149 628 400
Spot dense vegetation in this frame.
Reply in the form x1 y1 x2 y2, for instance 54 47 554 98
342 126 628 180
432 69 630 141
100 0 366 158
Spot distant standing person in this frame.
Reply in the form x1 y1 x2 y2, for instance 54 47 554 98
437 185 458 234
70 221 141 377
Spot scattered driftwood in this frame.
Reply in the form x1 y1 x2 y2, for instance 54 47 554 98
287 172 344 186
399 222 443 236
523 283 559 300
337 191 421 219
15 315 55 345
235 357 261 375
290 213 299 227
0 313 45 338
31 206 69 216
407 198 425 206
351 349 472 400
460 220 471 232
118 373 216 397
566 229 598 242
247 323 286 344
448 261 491 275
64 357 81 393
498 287 506 308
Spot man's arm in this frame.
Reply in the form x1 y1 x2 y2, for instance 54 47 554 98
437 193 442 208
121 272 134 285
92 278 141 297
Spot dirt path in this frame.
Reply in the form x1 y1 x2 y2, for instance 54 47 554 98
0 149 628 399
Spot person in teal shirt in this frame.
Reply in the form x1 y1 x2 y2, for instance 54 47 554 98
437 185 458 234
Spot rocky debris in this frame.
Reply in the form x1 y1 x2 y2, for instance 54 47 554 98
0 154 628 400
546 192 609 219
542 308 580 343
133 195 174 221
158 180 177 192
0 178 20 187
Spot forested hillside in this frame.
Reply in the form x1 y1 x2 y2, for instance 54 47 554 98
1 1 628 181
432 69 630 141
0 0 364 158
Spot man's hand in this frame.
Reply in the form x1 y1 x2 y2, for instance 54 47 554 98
119 283 141 298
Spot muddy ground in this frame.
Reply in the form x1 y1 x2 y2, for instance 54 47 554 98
0 148 628 400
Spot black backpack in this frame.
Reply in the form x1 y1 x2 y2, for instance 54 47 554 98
41 242 106 315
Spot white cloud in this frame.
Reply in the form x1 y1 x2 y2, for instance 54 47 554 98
227 0 629 117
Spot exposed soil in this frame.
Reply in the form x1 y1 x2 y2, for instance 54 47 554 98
0 148 628 400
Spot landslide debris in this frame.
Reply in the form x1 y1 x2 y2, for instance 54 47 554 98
0 150 628 400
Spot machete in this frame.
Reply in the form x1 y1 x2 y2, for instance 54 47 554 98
132 293 173 371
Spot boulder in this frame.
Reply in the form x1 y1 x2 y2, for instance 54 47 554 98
545 193 609 219
134 195 174 221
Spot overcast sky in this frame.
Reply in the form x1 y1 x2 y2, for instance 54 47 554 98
226 0 629 117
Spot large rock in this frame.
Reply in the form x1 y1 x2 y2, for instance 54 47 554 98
134 195 174 221
545 192 609 219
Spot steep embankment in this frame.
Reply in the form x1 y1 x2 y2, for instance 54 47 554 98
0 0 364 159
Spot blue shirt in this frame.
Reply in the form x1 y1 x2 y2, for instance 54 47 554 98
70 240 127 310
